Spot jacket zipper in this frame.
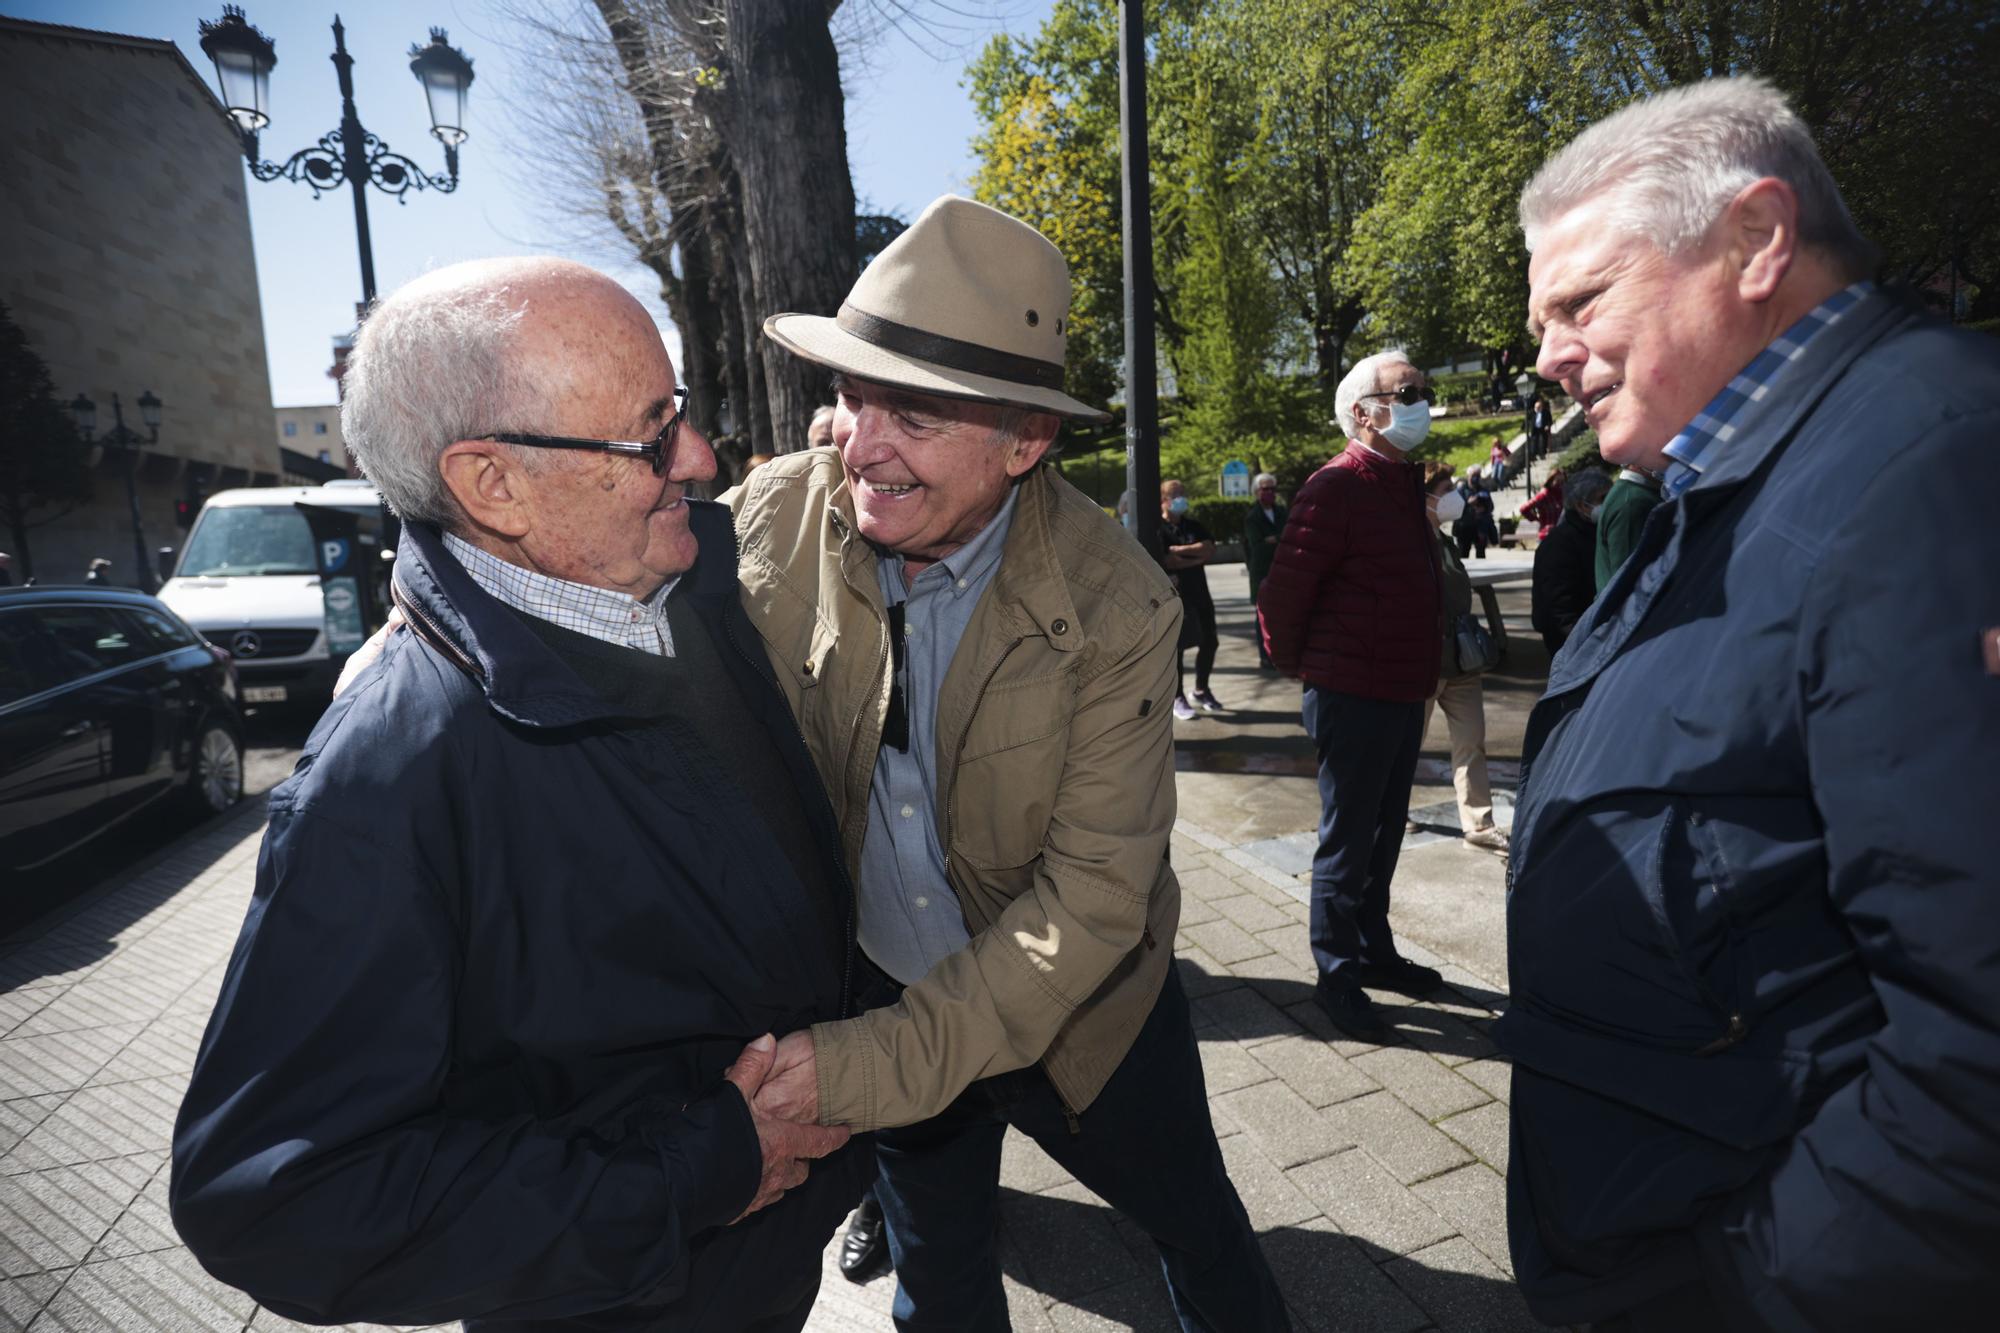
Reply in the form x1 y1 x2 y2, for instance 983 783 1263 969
940 636 1025 890
1643 806 1749 1056
392 580 482 681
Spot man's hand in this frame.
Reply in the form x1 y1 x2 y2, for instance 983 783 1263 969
334 609 406 695
722 1034 848 1223
752 1029 820 1125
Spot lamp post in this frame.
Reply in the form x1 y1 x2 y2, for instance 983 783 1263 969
198 6 474 307
1118 0 1161 561
68 391 164 594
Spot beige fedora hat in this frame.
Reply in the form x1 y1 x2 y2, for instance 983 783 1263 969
764 195 1110 423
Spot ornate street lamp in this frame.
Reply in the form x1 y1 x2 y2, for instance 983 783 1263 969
69 391 165 594
198 6 474 306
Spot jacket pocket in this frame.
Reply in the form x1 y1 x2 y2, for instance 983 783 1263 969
951 671 1076 870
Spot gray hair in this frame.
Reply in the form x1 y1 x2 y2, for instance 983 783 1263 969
1520 76 1875 275
1335 349 1416 440
342 283 548 527
1253 472 1277 490
1565 468 1614 513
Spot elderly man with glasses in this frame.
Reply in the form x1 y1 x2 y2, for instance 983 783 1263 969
171 257 873 1332
1256 350 1447 1044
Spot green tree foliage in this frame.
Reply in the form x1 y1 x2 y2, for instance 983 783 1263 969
0 303 92 580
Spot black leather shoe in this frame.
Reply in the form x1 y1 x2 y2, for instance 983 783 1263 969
839 1197 891 1284
1314 984 1391 1043
1348 958 1444 998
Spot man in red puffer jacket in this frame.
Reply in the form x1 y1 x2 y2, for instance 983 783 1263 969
1258 349 1445 1043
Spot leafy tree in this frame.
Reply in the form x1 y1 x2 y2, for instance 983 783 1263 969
0 302 92 580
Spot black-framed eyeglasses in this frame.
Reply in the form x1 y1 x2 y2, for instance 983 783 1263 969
481 386 688 476
1362 384 1436 406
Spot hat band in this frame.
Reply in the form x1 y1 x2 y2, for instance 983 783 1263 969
837 303 1065 392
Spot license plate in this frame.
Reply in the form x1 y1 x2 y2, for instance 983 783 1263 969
243 686 288 703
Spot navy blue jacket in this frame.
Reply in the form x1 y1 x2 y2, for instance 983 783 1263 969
1497 290 2000 1330
170 503 871 1330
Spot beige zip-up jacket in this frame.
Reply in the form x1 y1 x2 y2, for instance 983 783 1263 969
727 450 1184 1131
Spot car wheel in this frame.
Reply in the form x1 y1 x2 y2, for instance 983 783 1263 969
187 722 244 816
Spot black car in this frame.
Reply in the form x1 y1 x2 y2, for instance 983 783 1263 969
0 585 245 873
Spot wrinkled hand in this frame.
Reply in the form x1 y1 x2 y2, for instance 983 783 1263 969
334 608 405 695
723 1034 848 1223
752 1029 820 1126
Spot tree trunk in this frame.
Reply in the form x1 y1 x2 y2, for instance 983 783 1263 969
721 0 856 454
4 501 33 580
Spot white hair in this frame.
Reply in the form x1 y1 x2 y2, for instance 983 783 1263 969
342 283 550 528
1335 349 1416 440
1520 76 1875 274
1253 472 1278 489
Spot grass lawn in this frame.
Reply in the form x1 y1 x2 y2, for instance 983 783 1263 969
1412 414 1522 477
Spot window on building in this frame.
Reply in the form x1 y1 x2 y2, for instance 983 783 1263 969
314 421 328 435
283 421 297 437
317 450 331 463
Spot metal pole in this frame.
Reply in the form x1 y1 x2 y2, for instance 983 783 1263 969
112 395 156 594
331 16 378 305
1118 0 1161 561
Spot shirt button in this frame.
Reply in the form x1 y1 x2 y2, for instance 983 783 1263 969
900 804 914 818
957 578 968 590
914 895 929 909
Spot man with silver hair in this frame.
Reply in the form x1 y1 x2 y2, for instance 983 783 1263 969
1257 349 1447 1042
1501 76 2000 1329
170 257 874 1330
1242 470 1287 666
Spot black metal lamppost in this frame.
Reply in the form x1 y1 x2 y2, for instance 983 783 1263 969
67 391 164 593
197 6 475 307
1117 0 1161 561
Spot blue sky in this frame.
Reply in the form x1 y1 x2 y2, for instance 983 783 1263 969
7 0 1055 404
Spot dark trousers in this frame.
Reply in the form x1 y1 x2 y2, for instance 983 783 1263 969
1302 687 1424 984
1178 583 1219 695
871 967 1289 1332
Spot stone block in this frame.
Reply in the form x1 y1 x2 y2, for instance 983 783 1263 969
1259 1220 1429 1333
1382 1236 1551 1332
1288 1148 1454 1256
1411 1164 1512 1272
1322 1091 1473 1185
1214 1081 1352 1170
1248 1034 1379 1108
1349 1045 1490 1121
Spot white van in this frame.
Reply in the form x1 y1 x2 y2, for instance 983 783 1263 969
158 481 393 710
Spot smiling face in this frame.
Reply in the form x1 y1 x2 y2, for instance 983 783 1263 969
1528 201 1744 470
833 376 1054 572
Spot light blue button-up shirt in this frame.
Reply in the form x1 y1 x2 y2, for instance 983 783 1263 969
856 487 1018 984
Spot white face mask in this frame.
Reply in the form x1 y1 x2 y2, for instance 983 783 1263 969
1431 490 1466 524
1361 397 1432 450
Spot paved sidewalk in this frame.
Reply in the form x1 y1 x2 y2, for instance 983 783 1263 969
0 567 1553 1332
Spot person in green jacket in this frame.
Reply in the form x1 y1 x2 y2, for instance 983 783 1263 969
1593 468 1662 590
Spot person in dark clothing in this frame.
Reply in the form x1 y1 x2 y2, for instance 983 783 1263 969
1243 472 1287 667
1529 467 1611 658
1257 350 1445 1044
170 259 869 1332
1161 477 1222 717
83 556 111 584
1591 467 1661 590
1510 76 2000 1329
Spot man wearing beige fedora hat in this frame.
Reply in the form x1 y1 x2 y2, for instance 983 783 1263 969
727 195 1288 1330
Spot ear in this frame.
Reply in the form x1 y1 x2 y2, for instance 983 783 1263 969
1003 413 1061 479
439 440 533 539
1726 177 1799 304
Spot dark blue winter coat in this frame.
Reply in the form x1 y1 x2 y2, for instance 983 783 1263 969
170 503 871 1330
1497 289 2000 1330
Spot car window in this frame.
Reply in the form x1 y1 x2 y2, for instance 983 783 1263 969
180 505 318 576
0 610 67 705
122 606 199 653
33 607 146 681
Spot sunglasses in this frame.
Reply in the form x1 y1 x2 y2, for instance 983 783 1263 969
1362 384 1436 406
481 386 689 477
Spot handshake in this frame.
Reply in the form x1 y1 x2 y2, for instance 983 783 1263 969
722 1030 844 1222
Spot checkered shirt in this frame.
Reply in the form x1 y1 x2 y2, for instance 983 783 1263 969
444 532 677 656
1660 282 1873 498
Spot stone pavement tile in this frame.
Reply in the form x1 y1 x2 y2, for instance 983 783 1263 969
1349 1046 1489 1121
1282 996 1388 1061
0 992 53 1042
9 979 181 1040
93 1157 177 1261
1459 1058 1513 1105
1395 1007 1498 1068
3 1077 184 1173
1439 1101 1511 1174
1383 1236 1551 1331
1000 1181 1145 1303
1248 1035 1379 1108
1323 1091 1473 1185
1412 1164 1512 1273
798 1208 898 1333
999 1127 1076 1195
1214 1081 1352 1170
1172 950 1234 1002
0 946 108 995
0 1154 158 1278
1223 870 1301 912
1172 820 1231 853
255 1314 450 1332
0 1026 145 1101
1259 1220 1427 1333
88 1013 208 1088
0 1269 68 1332
0 1099 61 1168
1223 949 1314 1015
1437 964 1509 1014
1288 1148 1454 1256
161 964 229 1021
1197 1034 1277 1098
996 1232 1062 1333
1172 865 1239 903
1182 919 1268 968
37 1246 257 1332
1209 894 1292 935
1217 1131 1318 1231
1045 1272 1179 1333
1191 986 1296 1048
1175 893 1221 928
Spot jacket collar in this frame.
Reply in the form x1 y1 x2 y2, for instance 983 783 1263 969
1339 441 1416 476
391 500 740 728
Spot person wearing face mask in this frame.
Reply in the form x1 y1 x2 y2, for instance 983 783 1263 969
1529 467 1612 659
1256 350 1446 1043
1416 462 1509 856
1160 478 1223 718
